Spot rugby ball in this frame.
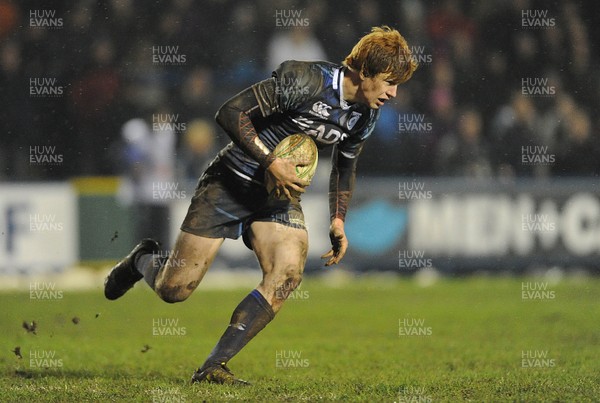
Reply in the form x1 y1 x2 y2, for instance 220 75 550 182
267 133 318 197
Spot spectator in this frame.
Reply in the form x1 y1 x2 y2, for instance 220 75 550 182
1 1 599 180
427 59 456 153
435 107 492 177
0 40 38 180
552 110 599 177
178 119 218 181
69 36 121 174
360 87 429 175
0 0 18 41
491 91 541 178
117 117 176 246
178 67 215 120
267 26 327 72
218 1 264 87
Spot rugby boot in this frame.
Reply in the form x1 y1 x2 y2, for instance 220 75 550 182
191 362 251 385
104 238 159 300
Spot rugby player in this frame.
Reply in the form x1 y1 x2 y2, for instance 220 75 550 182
104 26 417 384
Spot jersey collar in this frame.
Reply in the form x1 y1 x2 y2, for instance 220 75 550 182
333 67 351 110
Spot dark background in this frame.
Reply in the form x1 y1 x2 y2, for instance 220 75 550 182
1 0 598 182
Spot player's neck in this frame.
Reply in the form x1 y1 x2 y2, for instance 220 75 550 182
342 67 361 104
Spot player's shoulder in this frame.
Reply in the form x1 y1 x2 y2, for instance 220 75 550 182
274 60 339 76
355 105 380 127
273 60 339 89
347 107 380 142
367 108 381 123
364 108 380 135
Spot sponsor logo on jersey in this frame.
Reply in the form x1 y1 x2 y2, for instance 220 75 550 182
291 117 348 144
309 101 332 118
347 111 362 130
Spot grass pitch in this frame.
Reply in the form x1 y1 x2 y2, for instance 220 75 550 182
0 274 598 402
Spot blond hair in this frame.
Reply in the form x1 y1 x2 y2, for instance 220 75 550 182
343 26 417 85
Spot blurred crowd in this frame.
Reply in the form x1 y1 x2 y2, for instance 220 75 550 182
1 0 599 181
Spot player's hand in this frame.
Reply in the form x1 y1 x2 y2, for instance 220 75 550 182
321 218 348 266
265 157 309 200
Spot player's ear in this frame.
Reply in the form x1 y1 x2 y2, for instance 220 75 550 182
358 69 367 81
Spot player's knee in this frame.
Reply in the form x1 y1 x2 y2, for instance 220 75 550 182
284 263 303 283
273 264 303 300
155 282 194 304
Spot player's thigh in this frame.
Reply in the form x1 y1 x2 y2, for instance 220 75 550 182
155 230 224 301
249 221 308 306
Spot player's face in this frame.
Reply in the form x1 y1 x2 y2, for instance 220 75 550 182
357 74 398 109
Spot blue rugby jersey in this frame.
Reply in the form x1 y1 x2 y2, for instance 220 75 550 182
216 60 380 183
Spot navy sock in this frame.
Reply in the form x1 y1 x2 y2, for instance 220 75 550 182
202 289 275 369
135 253 166 290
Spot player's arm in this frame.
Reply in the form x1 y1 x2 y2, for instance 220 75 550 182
322 111 377 266
215 80 308 198
321 143 363 266
215 87 275 169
